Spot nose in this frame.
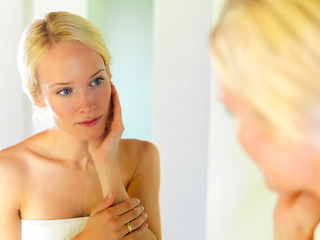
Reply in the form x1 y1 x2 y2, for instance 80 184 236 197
77 90 96 114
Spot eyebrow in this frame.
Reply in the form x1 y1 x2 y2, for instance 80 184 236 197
90 69 106 79
49 69 106 88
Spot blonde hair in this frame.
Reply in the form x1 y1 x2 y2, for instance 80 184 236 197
210 0 320 146
18 11 112 102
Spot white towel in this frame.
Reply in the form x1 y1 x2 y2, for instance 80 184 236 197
20 216 89 240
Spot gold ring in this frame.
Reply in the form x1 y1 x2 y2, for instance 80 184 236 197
127 222 133 233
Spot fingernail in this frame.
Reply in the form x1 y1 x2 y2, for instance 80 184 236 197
136 198 140 204
143 223 148 229
144 212 148 218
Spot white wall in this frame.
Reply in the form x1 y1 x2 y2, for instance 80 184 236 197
88 0 153 141
152 0 212 239
0 0 31 149
32 0 88 19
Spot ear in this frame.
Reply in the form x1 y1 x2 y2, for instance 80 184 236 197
33 94 46 108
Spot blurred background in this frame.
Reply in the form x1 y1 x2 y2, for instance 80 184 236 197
0 0 276 239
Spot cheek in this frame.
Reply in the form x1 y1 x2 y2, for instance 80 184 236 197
95 86 111 112
236 119 256 155
46 98 76 120
236 118 293 191
236 117 267 167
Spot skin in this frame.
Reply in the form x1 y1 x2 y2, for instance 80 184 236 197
0 43 161 240
218 81 320 239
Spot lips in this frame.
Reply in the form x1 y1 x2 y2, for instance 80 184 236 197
77 116 102 127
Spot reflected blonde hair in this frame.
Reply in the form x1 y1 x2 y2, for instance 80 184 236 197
210 0 320 146
18 11 112 102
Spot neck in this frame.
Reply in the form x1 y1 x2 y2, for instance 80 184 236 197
43 127 93 169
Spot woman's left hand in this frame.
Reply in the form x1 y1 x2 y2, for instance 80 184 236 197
88 82 127 201
88 82 124 164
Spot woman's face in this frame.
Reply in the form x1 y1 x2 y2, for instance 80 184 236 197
36 42 111 141
218 81 315 194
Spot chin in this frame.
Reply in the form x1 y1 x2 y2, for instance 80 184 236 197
264 177 297 194
76 127 107 141
264 174 282 191
265 180 279 192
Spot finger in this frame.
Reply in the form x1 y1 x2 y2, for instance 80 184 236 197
90 191 115 216
120 212 148 236
122 223 148 240
294 193 320 219
110 83 123 126
101 83 123 141
274 193 300 213
110 198 141 216
119 205 145 225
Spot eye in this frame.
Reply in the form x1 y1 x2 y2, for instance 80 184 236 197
90 77 104 87
57 88 73 95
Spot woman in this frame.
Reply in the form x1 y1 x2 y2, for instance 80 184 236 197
0 11 161 240
210 0 320 239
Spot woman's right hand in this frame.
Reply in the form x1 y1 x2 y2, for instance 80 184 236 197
75 191 148 240
273 192 320 240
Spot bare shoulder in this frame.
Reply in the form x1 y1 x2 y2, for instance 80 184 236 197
119 138 160 164
118 139 160 182
0 144 28 212
0 145 23 176
0 139 38 237
0 133 47 211
0 133 44 189
0 142 28 186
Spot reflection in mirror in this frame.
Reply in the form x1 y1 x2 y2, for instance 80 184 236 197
208 0 320 239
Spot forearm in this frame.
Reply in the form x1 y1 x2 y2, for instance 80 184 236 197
138 228 158 240
94 162 159 239
94 161 129 204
